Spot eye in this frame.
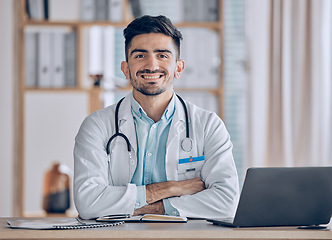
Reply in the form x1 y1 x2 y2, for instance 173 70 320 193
135 54 145 59
158 54 168 59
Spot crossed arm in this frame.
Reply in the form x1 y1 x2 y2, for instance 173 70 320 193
133 177 205 215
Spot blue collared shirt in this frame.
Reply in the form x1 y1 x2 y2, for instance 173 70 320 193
130 94 179 216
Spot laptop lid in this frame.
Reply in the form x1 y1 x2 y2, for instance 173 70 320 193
232 167 332 227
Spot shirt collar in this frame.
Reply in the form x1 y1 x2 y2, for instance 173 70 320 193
130 93 176 121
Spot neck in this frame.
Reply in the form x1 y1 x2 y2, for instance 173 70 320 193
133 90 173 122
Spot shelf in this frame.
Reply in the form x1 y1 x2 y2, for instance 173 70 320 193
175 88 220 95
23 20 222 30
23 20 129 28
17 0 224 217
24 87 87 92
175 21 222 30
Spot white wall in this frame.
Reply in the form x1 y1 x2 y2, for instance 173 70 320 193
0 0 88 217
24 92 88 216
0 0 14 216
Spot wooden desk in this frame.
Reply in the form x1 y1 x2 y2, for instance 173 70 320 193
1 217 332 240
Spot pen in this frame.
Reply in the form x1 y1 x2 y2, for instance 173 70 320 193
75 217 87 225
103 214 131 219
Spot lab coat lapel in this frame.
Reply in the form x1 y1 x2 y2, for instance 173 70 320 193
165 95 187 180
117 95 137 155
167 96 187 146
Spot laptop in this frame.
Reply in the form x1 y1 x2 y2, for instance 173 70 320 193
206 167 332 228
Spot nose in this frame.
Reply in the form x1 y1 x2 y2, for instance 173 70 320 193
144 55 159 71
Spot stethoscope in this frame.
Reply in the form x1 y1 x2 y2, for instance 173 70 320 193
106 94 193 157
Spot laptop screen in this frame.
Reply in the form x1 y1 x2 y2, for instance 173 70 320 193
232 167 332 227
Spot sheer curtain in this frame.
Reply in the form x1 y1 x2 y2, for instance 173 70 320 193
245 0 332 167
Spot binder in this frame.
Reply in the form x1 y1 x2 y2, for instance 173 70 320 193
175 28 194 88
28 0 44 20
51 31 65 88
95 0 108 21
25 31 38 87
108 0 123 22
37 31 52 88
175 28 219 89
88 26 103 75
206 0 219 21
25 0 31 19
138 0 183 24
43 0 49 20
49 0 80 21
64 32 77 87
103 26 115 90
81 0 95 21
195 28 219 88
129 0 142 18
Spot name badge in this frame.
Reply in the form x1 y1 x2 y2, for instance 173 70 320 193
179 156 205 164
178 156 205 174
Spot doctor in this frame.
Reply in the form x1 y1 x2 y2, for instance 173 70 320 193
74 15 239 220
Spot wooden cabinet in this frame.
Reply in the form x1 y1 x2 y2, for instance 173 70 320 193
17 0 223 216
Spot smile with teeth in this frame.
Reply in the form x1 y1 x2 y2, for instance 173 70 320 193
141 74 163 80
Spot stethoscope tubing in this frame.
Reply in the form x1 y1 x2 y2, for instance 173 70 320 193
106 94 192 155
106 97 131 154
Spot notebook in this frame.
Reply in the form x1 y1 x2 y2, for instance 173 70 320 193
96 214 188 223
7 217 124 230
206 167 332 228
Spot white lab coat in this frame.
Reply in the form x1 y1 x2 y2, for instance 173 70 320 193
74 94 239 219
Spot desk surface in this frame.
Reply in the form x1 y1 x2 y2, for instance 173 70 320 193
1 217 332 240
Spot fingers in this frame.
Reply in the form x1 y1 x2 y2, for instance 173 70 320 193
133 200 165 216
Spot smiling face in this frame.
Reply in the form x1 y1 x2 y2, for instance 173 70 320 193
121 33 184 99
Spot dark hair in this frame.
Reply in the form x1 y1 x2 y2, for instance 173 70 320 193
123 15 183 61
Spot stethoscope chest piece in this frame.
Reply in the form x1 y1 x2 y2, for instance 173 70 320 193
181 138 193 152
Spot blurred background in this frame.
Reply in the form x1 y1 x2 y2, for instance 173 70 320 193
0 0 331 217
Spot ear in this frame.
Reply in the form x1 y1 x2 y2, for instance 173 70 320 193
121 61 130 80
174 59 185 79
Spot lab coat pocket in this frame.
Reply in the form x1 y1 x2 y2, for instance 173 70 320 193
177 156 205 180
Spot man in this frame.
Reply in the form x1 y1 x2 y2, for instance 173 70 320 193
74 15 239 219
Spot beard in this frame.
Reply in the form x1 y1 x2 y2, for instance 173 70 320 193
129 69 173 96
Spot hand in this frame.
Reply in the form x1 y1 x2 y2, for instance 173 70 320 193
133 200 165 216
146 177 205 204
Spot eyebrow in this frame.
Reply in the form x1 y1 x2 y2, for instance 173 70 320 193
155 49 173 54
130 49 147 56
130 48 173 57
